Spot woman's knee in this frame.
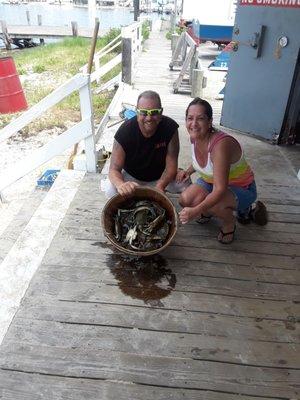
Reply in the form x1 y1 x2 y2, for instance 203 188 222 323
179 186 208 207
179 191 189 207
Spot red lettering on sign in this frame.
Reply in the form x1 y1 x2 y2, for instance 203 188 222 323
240 0 300 7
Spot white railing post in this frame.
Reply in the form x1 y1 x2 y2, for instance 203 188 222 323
79 76 97 172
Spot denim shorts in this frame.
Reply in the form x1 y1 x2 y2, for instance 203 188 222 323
196 178 257 213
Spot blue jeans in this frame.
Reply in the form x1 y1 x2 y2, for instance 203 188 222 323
196 178 257 213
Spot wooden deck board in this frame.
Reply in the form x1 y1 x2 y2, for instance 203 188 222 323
0 28 299 399
0 371 284 400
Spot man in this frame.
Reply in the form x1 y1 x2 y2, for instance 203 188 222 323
103 90 188 198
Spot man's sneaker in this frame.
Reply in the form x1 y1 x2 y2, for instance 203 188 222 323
237 207 252 225
251 201 268 226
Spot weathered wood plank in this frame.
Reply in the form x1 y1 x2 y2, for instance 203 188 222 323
0 343 299 399
43 239 299 270
18 299 300 344
32 264 300 301
54 216 300 256
37 259 300 285
25 279 300 321
60 220 300 245
0 369 280 400
6 318 300 369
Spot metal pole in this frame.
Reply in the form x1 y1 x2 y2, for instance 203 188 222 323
181 0 184 17
133 0 140 22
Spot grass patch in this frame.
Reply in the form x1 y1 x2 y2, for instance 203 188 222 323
0 29 121 133
165 26 185 40
142 20 151 42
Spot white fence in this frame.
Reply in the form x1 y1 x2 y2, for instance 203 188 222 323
0 21 143 195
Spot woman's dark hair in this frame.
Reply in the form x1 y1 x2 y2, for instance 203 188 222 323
185 97 213 120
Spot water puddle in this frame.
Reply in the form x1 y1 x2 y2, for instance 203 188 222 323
106 254 176 305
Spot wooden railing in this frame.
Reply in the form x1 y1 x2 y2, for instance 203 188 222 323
0 21 144 195
170 31 206 96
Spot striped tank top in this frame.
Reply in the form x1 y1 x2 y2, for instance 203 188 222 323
191 131 254 188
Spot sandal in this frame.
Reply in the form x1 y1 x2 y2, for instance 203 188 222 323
251 201 268 226
196 214 212 224
218 225 236 244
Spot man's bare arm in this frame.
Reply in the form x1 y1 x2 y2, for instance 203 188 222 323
109 140 125 187
156 130 179 191
108 140 138 196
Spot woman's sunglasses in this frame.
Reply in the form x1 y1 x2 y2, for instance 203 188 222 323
136 108 163 117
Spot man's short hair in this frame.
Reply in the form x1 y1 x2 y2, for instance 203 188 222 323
137 90 162 108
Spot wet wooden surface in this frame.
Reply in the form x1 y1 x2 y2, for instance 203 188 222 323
0 173 299 399
0 27 300 400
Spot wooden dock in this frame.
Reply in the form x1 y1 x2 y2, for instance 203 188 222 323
0 25 299 399
0 21 108 48
4 24 108 39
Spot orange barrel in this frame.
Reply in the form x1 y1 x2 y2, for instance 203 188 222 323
0 56 28 114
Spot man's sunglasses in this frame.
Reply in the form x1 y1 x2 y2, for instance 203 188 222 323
136 108 163 117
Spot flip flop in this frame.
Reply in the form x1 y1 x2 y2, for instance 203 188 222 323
196 214 212 224
218 225 236 244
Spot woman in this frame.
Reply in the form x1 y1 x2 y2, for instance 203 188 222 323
177 98 262 244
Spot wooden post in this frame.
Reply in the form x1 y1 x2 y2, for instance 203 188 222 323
94 54 100 84
122 37 132 85
137 25 140 52
189 48 198 84
170 13 175 33
174 0 178 20
181 39 188 62
0 20 11 50
26 10 31 25
169 32 184 69
133 0 139 22
69 21 99 172
71 21 78 37
87 20 99 74
171 33 179 55
37 15 44 45
191 69 204 98
79 81 97 172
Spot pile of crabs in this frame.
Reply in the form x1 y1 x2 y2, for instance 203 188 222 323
113 199 171 251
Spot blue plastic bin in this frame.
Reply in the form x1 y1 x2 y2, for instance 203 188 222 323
37 169 60 188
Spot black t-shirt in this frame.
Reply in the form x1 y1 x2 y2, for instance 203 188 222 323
114 115 178 182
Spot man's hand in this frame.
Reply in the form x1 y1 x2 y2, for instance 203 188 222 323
117 181 139 196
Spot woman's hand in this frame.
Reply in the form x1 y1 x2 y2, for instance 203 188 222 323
117 181 139 196
176 169 190 183
179 207 200 224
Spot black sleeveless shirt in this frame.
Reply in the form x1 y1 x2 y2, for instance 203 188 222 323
114 115 179 182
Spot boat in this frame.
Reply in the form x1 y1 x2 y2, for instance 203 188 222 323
181 0 237 45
